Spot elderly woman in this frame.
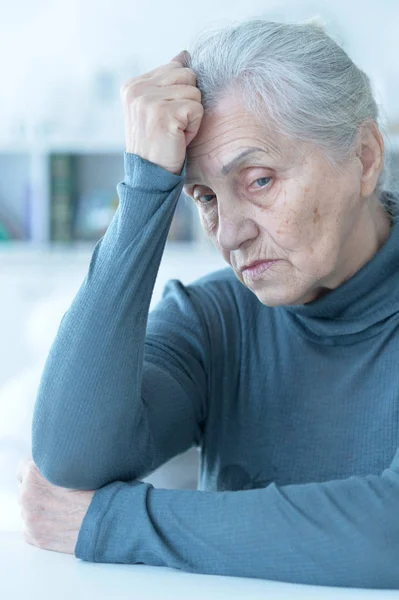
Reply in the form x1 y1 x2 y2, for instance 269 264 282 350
22 19 399 589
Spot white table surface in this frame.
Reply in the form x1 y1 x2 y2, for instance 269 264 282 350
1 531 399 599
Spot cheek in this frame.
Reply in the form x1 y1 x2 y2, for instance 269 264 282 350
258 207 306 246
269 186 323 244
198 207 231 263
199 205 218 235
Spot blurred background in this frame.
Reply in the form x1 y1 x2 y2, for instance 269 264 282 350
1 0 399 531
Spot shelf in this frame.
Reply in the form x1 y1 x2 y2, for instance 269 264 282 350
0 142 125 154
0 239 219 267
1 136 399 245
0 149 200 245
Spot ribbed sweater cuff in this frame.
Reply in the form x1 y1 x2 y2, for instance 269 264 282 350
123 152 187 192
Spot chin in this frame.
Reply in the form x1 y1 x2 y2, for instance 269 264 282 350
234 266 322 306
252 285 315 307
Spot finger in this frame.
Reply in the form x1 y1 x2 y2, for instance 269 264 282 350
122 63 195 94
157 68 197 87
175 99 204 143
146 84 201 103
170 50 190 66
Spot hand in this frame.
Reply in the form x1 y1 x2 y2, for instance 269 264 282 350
120 50 204 174
17 457 95 555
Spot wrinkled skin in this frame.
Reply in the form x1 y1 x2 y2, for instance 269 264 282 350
17 458 94 555
183 89 391 306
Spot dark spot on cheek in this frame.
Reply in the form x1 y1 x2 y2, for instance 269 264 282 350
285 220 289 224
312 207 320 224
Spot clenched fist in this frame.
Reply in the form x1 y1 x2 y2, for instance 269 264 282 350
120 50 204 175
17 457 95 555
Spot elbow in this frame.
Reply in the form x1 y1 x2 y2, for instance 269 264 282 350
34 460 108 491
32 416 111 490
32 451 90 490
32 444 109 491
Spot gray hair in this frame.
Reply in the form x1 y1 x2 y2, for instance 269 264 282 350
185 18 399 221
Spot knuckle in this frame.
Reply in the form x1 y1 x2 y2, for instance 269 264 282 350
163 67 196 86
120 75 138 89
193 87 202 101
120 79 142 100
184 67 197 81
188 98 204 114
132 94 153 117
133 93 147 108
196 103 205 117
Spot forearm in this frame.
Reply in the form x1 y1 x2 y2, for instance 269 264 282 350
75 448 399 588
32 153 186 489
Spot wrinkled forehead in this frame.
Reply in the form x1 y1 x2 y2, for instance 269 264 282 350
184 116 304 186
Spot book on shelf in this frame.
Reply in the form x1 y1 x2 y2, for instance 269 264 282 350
49 153 195 243
50 154 76 242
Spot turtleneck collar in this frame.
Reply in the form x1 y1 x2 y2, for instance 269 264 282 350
279 191 399 345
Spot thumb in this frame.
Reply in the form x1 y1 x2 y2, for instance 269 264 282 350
170 50 191 66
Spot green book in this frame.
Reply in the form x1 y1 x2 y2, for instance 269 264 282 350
50 154 76 242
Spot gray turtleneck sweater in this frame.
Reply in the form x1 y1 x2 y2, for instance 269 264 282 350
31 152 399 589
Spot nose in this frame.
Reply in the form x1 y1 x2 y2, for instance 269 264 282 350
216 202 258 251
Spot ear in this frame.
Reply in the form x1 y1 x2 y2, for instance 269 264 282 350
355 120 384 198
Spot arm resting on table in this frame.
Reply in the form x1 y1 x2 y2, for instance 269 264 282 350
75 447 399 589
31 153 207 490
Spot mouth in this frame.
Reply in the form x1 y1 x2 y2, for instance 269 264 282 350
240 259 279 272
240 259 281 282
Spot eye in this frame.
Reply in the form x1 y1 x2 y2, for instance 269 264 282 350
196 194 215 204
250 176 272 189
187 185 216 204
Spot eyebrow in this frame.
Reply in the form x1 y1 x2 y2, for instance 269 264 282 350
184 147 267 185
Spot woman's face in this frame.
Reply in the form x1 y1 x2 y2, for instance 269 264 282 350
183 91 386 306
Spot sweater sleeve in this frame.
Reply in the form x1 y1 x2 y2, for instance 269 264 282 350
74 448 399 589
31 152 208 490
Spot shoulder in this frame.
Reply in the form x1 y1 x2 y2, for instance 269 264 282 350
161 266 257 312
154 267 263 337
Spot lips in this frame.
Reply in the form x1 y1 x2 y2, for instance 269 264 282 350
241 259 278 272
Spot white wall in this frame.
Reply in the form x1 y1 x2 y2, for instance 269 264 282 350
1 0 399 530
0 244 226 530
1 0 398 145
